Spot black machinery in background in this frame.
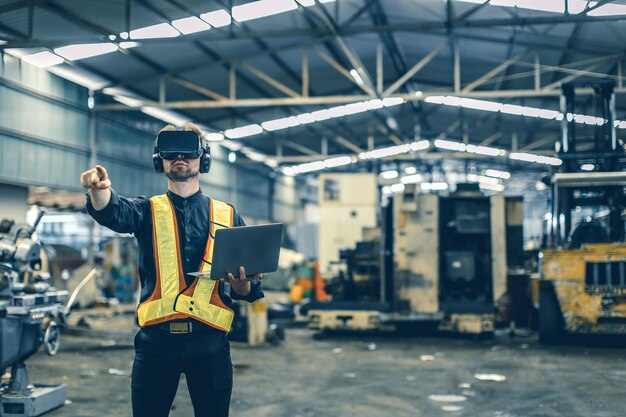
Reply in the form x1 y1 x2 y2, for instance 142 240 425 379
550 80 625 248
438 184 494 314
310 181 522 334
0 212 68 417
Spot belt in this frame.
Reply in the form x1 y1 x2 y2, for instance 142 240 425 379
148 321 196 334
146 320 218 335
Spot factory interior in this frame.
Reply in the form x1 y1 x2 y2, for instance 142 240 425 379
1 0 626 416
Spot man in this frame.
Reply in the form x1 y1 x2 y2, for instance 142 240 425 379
81 123 263 417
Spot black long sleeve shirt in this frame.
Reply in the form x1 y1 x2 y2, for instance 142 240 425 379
86 188 264 327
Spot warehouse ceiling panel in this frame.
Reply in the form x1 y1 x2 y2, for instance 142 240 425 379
1 0 625 175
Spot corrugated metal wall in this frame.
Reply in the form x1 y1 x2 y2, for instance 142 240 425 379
0 52 300 225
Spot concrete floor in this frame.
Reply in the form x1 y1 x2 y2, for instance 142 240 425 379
23 313 626 417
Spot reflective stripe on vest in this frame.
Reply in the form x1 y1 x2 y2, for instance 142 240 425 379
136 195 235 332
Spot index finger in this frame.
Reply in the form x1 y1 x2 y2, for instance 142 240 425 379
95 165 107 179
239 266 246 280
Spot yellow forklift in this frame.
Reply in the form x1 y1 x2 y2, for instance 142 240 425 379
539 81 626 343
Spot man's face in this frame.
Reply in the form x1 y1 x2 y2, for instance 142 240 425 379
163 155 200 182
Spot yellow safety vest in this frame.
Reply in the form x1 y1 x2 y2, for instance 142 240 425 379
136 194 235 332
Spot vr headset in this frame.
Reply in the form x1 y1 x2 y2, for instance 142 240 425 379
152 130 211 173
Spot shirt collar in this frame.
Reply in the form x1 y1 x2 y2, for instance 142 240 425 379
167 188 204 208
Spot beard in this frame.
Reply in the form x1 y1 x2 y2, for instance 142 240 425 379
165 163 199 182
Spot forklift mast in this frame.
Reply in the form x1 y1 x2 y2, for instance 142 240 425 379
549 81 626 248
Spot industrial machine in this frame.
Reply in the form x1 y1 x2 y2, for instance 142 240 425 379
309 180 523 335
539 81 626 343
0 212 68 416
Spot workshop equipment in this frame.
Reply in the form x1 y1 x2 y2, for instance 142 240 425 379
539 81 626 343
309 179 523 335
0 211 68 416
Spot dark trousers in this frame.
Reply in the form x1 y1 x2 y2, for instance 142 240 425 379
131 325 233 417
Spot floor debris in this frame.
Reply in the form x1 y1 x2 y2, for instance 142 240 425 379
365 343 377 351
474 373 507 382
428 395 467 403
107 368 129 376
332 347 343 354
420 355 435 361
442 405 464 412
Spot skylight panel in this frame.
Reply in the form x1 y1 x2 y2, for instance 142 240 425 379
171 16 211 34
200 10 232 27
130 23 180 40
54 43 118 61
232 0 298 22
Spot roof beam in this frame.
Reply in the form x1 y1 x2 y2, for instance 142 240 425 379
383 43 445 96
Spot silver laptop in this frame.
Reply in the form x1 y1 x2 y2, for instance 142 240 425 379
188 223 283 280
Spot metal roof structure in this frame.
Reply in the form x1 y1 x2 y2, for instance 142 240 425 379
1 0 626 176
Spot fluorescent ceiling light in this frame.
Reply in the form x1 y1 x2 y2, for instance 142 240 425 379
467 174 501 185
401 174 422 184
360 143 411 160
500 104 525 116
200 10 232 27
465 144 501 156
309 109 334 122
390 183 405 193
54 43 117 61
580 163 595 171
349 69 364 86
425 96 445 104
509 152 561 166
422 95 624 130
113 95 143 107
537 109 560 120
224 124 263 139
435 139 466 152
421 182 448 191
509 152 538 163
324 156 352 168
381 185 392 195
459 98 502 112
171 16 211 34
295 113 316 124
141 106 189 126
262 116 300 131
382 97 405 107
380 170 399 180
442 96 462 106
411 140 430 151
130 23 180 40
228 152 237 163
232 0 297 22
205 132 225 141
22 51 64 68
404 166 418 175
119 41 140 49
364 99 384 110
47 65 109 90
484 169 510 180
